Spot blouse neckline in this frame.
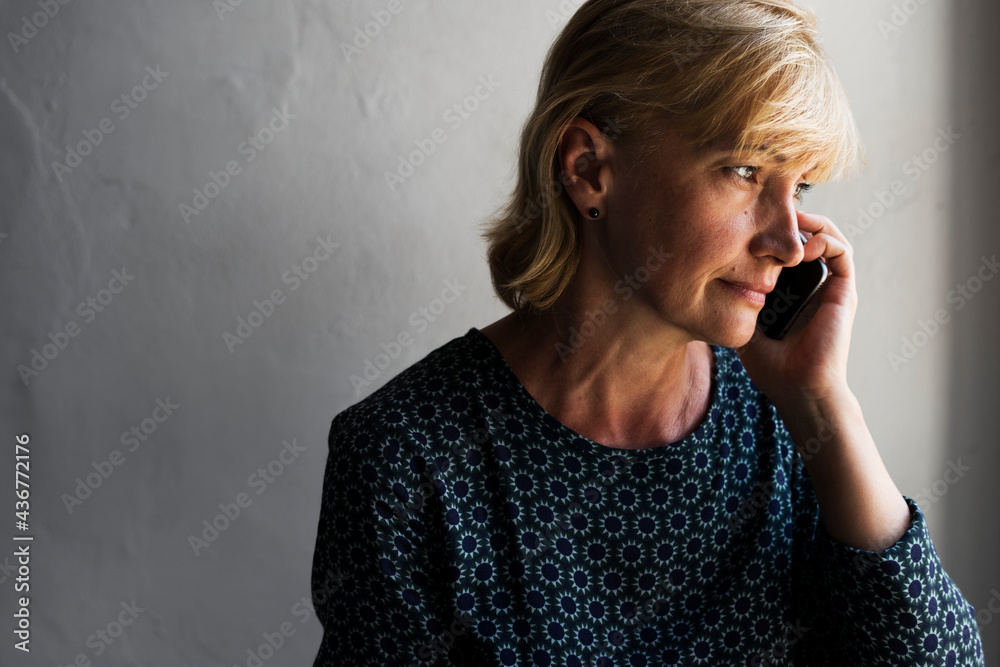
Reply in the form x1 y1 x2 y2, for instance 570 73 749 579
465 327 725 458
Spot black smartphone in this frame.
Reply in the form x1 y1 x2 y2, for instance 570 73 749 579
756 232 828 339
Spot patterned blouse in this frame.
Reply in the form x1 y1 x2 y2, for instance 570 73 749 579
311 328 984 665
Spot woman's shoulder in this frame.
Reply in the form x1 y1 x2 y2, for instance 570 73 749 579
710 344 773 410
707 343 794 455
328 327 506 453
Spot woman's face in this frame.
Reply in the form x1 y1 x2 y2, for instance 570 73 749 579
600 127 813 348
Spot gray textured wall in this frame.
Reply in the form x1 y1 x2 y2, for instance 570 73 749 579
0 0 996 665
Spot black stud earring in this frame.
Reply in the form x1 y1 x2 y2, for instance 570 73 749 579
588 208 600 219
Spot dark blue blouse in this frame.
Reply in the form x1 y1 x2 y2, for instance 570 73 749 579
311 328 983 665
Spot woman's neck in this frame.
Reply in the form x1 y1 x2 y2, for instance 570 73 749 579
479 307 714 449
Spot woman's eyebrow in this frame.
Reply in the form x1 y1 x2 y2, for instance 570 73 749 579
701 140 786 160
703 147 789 166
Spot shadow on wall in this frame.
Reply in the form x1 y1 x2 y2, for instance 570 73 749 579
946 0 1000 663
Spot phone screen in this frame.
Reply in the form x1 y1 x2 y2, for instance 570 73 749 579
756 255 829 340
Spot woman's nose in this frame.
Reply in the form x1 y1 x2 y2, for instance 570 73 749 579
751 194 805 267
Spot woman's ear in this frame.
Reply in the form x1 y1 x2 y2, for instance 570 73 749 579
557 117 613 220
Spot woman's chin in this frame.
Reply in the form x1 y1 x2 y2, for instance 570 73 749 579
709 317 760 349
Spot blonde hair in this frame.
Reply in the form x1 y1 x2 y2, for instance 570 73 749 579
482 0 864 313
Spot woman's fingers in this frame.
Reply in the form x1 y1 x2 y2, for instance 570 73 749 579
796 211 854 285
796 210 850 247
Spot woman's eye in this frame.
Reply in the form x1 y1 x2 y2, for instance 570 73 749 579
731 166 759 181
794 183 814 201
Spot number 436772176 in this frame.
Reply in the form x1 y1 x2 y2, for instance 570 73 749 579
15 434 30 530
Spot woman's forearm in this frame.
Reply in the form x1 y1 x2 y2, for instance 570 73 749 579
776 385 911 552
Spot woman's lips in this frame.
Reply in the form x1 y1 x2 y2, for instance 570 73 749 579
720 280 770 307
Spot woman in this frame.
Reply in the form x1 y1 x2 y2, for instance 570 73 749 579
312 0 984 664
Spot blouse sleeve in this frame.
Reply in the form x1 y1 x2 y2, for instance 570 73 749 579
310 410 493 666
790 451 985 666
